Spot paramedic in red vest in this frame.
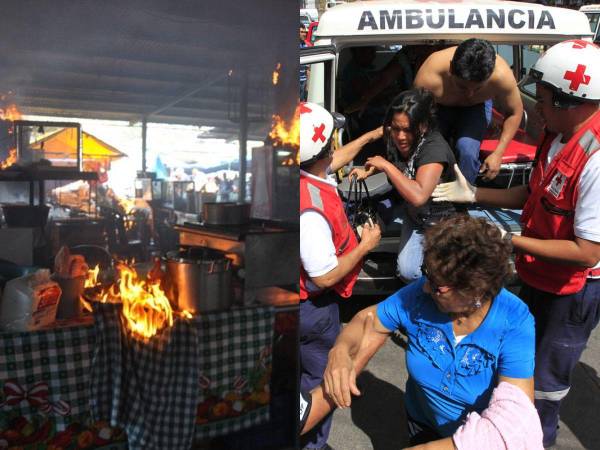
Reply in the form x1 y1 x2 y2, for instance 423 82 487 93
430 40 600 448
299 102 381 450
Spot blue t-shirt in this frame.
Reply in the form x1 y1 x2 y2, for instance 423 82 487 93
376 277 535 437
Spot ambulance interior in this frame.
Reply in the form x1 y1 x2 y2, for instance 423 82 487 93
333 43 544 190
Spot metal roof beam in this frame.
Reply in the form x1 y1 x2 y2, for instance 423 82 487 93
142 72 229 121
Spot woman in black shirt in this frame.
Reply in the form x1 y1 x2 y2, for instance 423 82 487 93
352 88 458 282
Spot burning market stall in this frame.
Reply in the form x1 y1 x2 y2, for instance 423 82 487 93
0 1 298 449
0 118 102 266
0 256 276 449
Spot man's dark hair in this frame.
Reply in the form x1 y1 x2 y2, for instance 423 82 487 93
450 38 496 82
423 215 511 302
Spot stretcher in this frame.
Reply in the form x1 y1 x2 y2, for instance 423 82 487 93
479 108 538 188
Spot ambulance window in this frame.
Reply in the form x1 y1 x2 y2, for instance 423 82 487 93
585 13 600 38
494 45 513 69
519 45 546 97
304 60 332 110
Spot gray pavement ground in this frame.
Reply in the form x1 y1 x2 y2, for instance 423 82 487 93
329 297 600 450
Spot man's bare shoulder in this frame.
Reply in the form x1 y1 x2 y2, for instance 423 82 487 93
491 54 519 90
418 46 457 74
415 46 457 91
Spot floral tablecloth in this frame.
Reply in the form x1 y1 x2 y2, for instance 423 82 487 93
0 305 275 450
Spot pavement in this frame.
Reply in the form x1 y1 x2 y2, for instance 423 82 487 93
328 296 600 450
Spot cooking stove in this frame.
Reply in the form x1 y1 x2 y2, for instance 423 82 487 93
174 219 298 303
181 220 286 241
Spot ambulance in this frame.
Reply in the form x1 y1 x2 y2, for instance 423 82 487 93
580 4 600 43
300 0 594 295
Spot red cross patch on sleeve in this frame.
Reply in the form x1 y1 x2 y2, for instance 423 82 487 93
546 170 568 198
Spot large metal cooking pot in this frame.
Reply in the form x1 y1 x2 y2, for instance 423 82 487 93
202 202 250 225
165 248 232 313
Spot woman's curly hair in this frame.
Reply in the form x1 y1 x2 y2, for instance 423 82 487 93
423 214 512 301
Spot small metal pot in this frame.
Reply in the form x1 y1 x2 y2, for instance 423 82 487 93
202 202 250 225
165 248 232 313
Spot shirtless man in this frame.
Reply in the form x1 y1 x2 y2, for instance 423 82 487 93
414 38 523 182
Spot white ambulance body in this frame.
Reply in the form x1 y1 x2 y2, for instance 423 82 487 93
302 0 592 143
300 0 593 294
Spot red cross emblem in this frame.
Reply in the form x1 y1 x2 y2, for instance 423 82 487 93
312 123 326 143
564 64 591 91
299 103 312 114
570 40 592 49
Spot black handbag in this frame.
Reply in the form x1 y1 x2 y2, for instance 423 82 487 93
344 176 381 238
410 200 457 229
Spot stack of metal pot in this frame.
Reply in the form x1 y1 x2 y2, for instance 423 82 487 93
164 247 232 313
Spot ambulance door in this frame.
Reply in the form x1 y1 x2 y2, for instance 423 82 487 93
300 46 336 111
518 44 547 143
583 12 600 44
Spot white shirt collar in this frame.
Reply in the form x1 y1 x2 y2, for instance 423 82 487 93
300 169 338 188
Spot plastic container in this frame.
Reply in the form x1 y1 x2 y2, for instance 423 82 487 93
0 269 62 331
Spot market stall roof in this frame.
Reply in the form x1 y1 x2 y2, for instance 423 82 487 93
0 0 295 141
30 129 126 160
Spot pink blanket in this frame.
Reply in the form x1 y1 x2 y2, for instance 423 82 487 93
453 382 543 450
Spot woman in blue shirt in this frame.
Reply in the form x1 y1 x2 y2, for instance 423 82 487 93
323 214 535 448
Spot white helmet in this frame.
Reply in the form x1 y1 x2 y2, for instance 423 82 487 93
529 40 600 107
299 102 344 165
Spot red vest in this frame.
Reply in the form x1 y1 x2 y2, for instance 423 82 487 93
517 111 600 295
300 172 361 300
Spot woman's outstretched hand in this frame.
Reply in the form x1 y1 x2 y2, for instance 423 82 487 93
431 164 477 203
348 166 375 181
365 155 389 172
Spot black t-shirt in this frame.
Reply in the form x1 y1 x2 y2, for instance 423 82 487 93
410 130 456 181
389 130 458 225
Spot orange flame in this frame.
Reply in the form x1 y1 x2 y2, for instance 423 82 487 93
0 104 21 122
85 265 101 288
119 266 173 339
117 197 136 215
104 262 174 340
0 148 17 170
269 112 299 148
272 62 282 85
83 262 193 338
117 197 136 231
80 264 100 312
80 296 93 313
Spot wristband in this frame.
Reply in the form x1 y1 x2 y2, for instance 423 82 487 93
299 390 312 432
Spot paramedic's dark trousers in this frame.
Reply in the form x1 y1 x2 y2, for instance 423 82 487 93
521 280 600 447
300 291 341 449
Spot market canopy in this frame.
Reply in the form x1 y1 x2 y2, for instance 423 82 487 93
0 0 296 141
30 128 126 161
